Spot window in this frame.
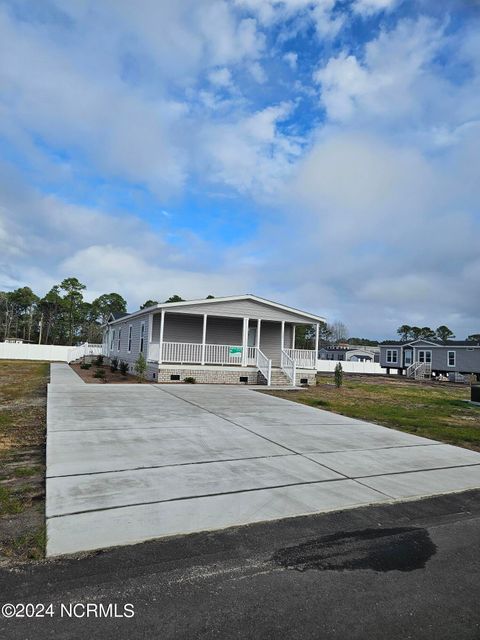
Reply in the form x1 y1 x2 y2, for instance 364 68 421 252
386 349 398 364
110 329 115 351
127 325 133 352
448 351 456 367
418 350 432 364
117 328 122 351
140 322 145 352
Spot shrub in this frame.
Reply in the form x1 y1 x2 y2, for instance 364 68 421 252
134 352 147 381
93 369 105 379
334 362 343 388
80 363 92 370
184 376 196 384
119 360 129 376
94 355 104 366
110 356 119 373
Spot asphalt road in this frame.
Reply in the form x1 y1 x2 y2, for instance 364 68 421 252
1 490 480 640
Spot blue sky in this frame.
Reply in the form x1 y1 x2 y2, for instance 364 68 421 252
0 0 479 338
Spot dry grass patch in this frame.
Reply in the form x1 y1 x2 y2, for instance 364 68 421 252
265 374 480 452
0 360 48 564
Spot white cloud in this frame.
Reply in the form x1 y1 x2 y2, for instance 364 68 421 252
208 67 233 87
234 0 345 39
60 245 250 307
200 102 303 194
283 51 298 69
248 61 268 83
314 17 446 126
352 0 399 16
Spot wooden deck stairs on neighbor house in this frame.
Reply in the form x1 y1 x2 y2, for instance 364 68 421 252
406 362 432 380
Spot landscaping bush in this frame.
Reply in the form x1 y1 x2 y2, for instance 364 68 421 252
134 353 147 381
119 360 129 376
80 363 91 370
334 362 343 388
110 356 119 373
93 369 105 379
184 376 196 384
94 355 104 366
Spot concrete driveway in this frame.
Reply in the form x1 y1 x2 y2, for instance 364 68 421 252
46 364 480 556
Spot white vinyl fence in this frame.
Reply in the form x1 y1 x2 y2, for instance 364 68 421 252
0 342 103 363
317 360 398 375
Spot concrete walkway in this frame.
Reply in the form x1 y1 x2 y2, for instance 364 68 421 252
46 364 480 556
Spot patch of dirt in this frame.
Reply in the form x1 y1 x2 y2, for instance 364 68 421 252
70 363 148 384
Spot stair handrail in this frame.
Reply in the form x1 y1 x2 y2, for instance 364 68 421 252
256 348 272 386
281 349 296 386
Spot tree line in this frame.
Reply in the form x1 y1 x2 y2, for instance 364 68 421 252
0 280 195 346
396 324 479 342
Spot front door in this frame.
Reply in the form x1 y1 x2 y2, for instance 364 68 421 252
248 327 257 347
404 349 413 366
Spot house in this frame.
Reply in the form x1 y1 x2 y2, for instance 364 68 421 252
379 339 480 380
103 294 325 385
318 345 380 363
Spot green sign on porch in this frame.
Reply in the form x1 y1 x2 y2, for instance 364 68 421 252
229 346 243 357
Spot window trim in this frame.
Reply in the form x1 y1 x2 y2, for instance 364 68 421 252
127 324 133 353
386 349 398 364
140 321 145 353
117 328 122 352
110 329 115 351
447 350 456 367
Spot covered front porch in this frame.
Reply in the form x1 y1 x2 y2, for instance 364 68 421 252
146 311 318 385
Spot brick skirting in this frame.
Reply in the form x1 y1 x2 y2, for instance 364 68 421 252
152 367 261 384
148 366 317 386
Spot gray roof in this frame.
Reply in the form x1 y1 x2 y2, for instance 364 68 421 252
107 294 326 325
381 339 480 347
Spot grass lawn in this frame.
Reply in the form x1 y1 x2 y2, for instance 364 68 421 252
265 374 480 452
0 360 49 564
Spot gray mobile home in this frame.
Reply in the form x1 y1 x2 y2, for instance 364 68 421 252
318 345 379 362
103 294 325 386
379 339 480 380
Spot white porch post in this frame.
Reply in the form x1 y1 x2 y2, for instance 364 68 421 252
242 317 249 366
148 313 153 343
314 323 319 356
291 325 296 349
281 321 285 350
159 310 165 364
201 314 207 365
147 313 153 360
256 319 261 349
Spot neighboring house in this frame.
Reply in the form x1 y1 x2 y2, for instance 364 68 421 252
103 294 325 386
318 345 380 363
379 339 480 380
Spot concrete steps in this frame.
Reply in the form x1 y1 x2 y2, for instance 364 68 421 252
258 367 293 386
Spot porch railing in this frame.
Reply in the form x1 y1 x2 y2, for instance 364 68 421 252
281 349 296 386
148 342 259 366
256 348 271 385
283 348 316 369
